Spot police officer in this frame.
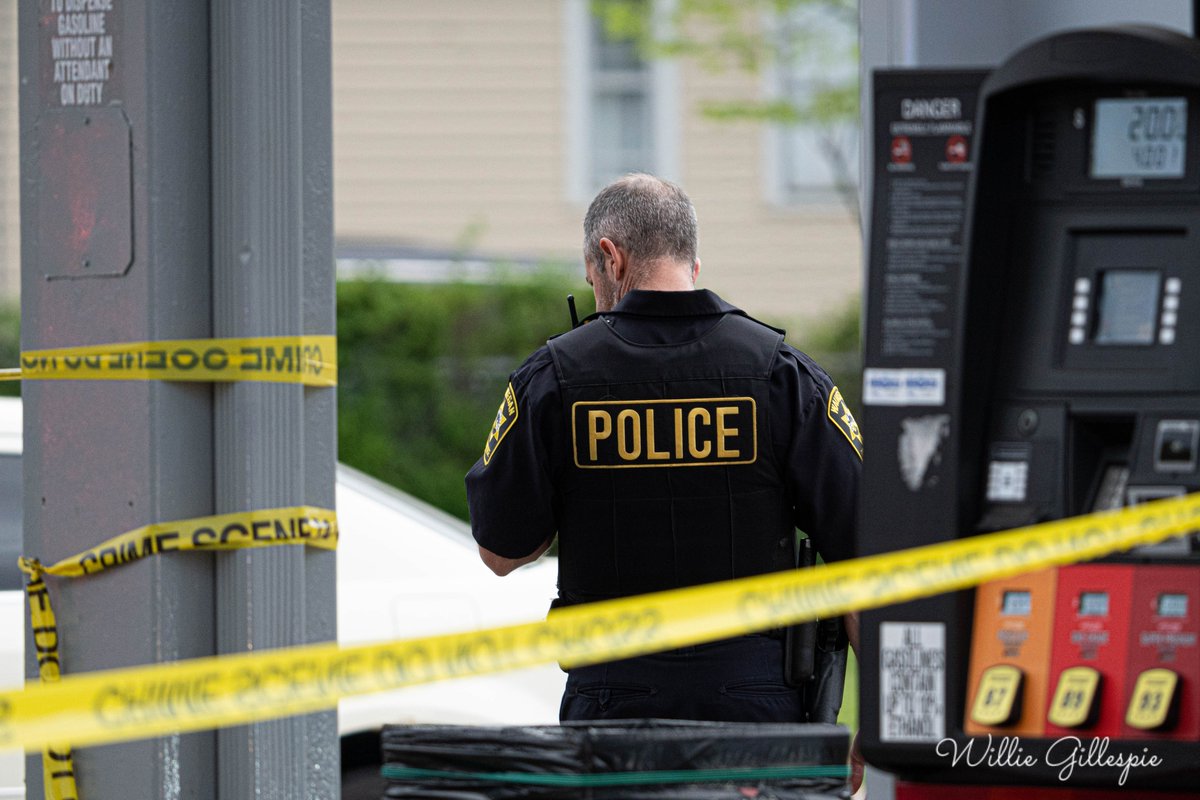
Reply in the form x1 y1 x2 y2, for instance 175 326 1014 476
465 173 861 723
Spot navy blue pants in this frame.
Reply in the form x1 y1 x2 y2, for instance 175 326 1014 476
559 635 804 723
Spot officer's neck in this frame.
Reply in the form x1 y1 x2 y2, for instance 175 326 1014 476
623 261 697 295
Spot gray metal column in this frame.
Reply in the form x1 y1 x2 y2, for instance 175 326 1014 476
19 1 215 798
211 1 338 798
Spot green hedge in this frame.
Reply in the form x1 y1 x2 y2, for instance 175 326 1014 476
0 304 18 398
0 287 860 521
336 277 594 521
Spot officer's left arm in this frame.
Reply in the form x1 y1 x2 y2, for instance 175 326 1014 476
465 349 563 575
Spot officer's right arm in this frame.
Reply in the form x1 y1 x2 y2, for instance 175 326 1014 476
465 348 562 575
772 347 862 566
773 349 863 654
478 537 554 576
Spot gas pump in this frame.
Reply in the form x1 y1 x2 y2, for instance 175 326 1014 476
860 27 1200 796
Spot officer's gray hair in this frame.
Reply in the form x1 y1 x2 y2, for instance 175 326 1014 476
583 174 698 270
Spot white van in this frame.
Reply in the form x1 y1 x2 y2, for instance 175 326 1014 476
0 396 565 799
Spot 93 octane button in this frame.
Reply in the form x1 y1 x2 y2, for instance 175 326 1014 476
1125 668 1179 731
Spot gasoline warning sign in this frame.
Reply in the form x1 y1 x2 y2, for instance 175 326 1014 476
880 621 946 742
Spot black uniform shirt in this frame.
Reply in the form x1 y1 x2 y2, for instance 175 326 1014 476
465 289 862 566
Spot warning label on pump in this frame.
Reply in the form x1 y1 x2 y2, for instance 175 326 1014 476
865 71 989 365
880 622 946 743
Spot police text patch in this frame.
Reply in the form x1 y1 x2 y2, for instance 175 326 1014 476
572 397 757 469
483 383 519 465
827 385 863 459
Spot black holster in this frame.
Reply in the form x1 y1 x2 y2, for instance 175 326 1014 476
784 538 850 724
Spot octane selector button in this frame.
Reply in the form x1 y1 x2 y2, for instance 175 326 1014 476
1048 666 1102 728
970 664 1024 727
1125 668 1180 731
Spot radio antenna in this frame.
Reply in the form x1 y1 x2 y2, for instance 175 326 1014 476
567 294 580 328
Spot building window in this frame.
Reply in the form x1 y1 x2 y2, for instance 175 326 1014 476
590 20 655 184
565 0 678 201
764 4 859 211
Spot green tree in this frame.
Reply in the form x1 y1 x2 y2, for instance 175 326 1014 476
592 0 860 218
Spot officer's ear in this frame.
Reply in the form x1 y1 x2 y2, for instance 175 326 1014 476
691 258 701 284
598 237 626 282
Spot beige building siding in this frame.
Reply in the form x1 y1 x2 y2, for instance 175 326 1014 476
332 0 861 322
0 1 18 300
678 63 860 320
332 1 582 257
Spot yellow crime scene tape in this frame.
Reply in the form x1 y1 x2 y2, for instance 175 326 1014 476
21 569 77 800
16 506 339 800
0 335 337 387
2 490 1197 757
1 333 339 798
21 506 339 580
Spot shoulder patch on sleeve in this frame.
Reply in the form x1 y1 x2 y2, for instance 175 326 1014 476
483 382 520 465
827 385 863 459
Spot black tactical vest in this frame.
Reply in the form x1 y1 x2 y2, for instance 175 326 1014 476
547 312 796 603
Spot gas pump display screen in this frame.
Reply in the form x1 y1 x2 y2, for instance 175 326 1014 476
1001 590 1032 616
1079 591 1109 616
1094 270 1161 345
1157 593 1189 618
1091 97 1187 179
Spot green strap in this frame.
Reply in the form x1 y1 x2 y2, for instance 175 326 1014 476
380 764 850 787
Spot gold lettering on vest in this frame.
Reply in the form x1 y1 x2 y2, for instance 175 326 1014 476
688 407 712 459
645 409 669 460
572 398 756 468
716 406 740 458
588 410 612 461
617 409 641 460
674 407 685 459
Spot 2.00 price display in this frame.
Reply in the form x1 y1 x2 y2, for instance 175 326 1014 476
1091 97 1188 179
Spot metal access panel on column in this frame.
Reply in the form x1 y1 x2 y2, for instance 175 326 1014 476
859 27 1200 793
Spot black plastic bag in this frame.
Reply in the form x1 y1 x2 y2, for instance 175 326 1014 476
382 720 850 800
